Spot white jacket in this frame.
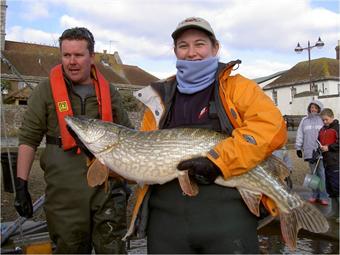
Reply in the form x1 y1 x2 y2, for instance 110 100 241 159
295 100 324 160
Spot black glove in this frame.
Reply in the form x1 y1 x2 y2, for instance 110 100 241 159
14 177 33 218
296 150 303 158
177 157 221 184
309 149 321 164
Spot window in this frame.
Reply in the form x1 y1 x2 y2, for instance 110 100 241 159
291 87 296 99
18 81 27 90
311 83 318 93
272 89 278 105
17 82 37 90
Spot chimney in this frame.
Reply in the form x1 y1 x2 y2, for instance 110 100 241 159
100 49 109 64
0 0 7 51
113 51 123 65
336 40 340 60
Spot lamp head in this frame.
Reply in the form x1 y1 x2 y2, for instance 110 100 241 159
315 37 324 48
295 42 303 53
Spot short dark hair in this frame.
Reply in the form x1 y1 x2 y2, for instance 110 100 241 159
59 27 95 54
320 108 334 118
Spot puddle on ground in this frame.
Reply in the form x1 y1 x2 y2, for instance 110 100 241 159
128 221 339 254
258 234 338 254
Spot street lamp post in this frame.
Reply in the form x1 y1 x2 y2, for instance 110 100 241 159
294 37 325 91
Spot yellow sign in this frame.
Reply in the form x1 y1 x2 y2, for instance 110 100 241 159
58 101 68 112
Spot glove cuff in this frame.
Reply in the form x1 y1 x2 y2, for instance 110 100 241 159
16 177 28 191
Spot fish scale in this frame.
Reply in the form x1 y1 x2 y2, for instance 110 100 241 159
65 116 329 251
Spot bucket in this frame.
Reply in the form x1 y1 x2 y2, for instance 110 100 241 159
303 173 321 190
1 152 18 193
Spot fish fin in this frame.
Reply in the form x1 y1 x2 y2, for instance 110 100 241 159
87 158 109 187
257 215 276 230
238 188 262 217
177 170 199 196
279 201 329 251
294 202 329 233
280 212 298 251
265 155 290 181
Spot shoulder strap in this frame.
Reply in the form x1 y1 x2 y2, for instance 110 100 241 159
50 64 113 150
91 66 113 122
50 64 77 150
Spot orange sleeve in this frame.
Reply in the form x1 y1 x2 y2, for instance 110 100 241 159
207 75 287 178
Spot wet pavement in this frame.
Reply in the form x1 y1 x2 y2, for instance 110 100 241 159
126 185 339 254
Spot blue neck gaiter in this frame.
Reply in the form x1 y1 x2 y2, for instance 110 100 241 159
176 57 219 94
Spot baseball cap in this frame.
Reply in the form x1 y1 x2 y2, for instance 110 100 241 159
171 17 216 40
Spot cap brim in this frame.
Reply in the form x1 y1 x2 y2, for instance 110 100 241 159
171 25 214 39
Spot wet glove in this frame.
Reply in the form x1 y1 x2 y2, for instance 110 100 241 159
14 177 33 218
177 156 221 184
296 150 302 158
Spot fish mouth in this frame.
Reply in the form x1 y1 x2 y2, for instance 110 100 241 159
64 116 118 154
65 116 101 144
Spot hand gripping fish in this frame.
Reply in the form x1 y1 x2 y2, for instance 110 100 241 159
65 116 329 250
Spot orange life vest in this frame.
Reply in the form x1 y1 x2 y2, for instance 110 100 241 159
50 64 113 150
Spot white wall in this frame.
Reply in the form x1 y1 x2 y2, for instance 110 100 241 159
290 96 340 120
315 80 340 95
264 80 340 119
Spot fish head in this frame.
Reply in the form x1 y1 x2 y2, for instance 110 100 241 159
65 116 120 154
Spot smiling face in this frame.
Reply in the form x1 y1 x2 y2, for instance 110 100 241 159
309 103 320 114
61 39 94 85
174 29 219 61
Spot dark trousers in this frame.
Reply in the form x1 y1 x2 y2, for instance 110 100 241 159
42 147 127 254
325 165 339 198
147 180 259 254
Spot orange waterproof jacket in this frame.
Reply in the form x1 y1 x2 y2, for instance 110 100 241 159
126 62 287 239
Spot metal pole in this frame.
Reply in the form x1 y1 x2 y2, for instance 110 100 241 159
307 41 312 91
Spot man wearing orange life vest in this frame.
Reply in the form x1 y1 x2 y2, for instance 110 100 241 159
14 27 132 254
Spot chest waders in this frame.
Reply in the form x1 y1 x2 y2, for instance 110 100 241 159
44 70 128 254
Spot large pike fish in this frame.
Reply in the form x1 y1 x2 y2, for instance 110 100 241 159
65 116 329 250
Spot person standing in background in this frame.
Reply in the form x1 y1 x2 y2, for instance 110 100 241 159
295 100 328 205
318 108 339 222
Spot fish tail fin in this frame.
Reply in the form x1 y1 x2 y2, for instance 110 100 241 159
280 202 329 251
294 202 329 233
177 170 199 196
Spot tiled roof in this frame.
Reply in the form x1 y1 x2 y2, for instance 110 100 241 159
2 51 60 77
4 40 60 54
2 40 158 86
253 70 287 84
121 64 158 86
263 57 339 90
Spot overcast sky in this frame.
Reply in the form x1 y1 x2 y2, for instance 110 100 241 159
5 0 340 79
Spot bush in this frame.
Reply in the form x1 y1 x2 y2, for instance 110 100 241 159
119 90 143 112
